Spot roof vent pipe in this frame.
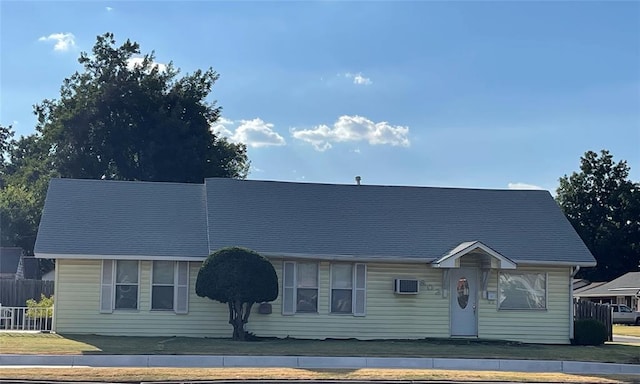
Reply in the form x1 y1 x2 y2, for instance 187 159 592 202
355 176 361 186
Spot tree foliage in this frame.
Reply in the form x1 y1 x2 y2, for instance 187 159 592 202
35 32 249 182
1 33 249 265
556 150 640 281
195 247 278 341
1 126 56 271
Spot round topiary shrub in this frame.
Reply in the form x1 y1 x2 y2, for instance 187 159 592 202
573 319 607 346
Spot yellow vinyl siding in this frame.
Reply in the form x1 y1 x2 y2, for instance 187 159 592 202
55 259 230 337
54 259 571 343
55 259 449 339
248 261 449 339
477 266 571 344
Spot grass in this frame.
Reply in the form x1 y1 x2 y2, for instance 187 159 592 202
0 367 637 383
1 333 639 364
615 325 640 337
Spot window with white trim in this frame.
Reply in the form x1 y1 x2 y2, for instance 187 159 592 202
330 263 366 316
152 261 174 310
115 260 139 310
151 261 190 313
498 272 546 310
282 261 318 314
100 260 189 314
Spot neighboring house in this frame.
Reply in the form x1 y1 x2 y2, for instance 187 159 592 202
574 272 640 312
34 178 596 344
0 247 23 279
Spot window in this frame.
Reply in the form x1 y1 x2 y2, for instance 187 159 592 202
282 262 318 314
152 261 174 310
100 260 189 314
151 261 190 312
115 260 139 310
330 263 366 316
498 272 546 310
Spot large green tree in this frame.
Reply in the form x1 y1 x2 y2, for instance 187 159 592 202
35 32 249 182
556 150 640 281
195 247 278 341
1 32 249 263
0 126 56 263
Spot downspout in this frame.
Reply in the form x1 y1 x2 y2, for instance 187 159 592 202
569 266 581 341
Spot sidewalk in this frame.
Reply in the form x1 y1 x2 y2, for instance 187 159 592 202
1 355 639 375
612 334 640 344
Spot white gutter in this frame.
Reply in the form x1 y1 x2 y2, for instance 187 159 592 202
569 265 581 340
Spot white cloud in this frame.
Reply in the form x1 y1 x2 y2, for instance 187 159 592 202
291 115 410 152
507 182 544 190
345 72 372 85
126 57 167 73
233 118 286 148
38 33 76 52
211 117 286 148
211 117 235 138
106 6 113 11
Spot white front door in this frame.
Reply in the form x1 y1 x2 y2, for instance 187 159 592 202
450 267 478 337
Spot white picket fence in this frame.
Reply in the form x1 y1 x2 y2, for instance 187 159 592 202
0 305 54 332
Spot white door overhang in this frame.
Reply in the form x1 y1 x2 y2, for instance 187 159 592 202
432 241 516 269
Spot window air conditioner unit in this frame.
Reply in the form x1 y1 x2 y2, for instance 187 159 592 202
394 279 419 294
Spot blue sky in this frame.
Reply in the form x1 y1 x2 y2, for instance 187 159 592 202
1 1 639 191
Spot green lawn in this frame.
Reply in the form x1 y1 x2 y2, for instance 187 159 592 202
1 333 639 365
614 325 640 337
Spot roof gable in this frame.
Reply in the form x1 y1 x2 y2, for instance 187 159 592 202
432 241 516 269
35 178 209 258
0 247 23 274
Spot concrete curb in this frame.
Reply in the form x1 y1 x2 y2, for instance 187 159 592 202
0 355 639 375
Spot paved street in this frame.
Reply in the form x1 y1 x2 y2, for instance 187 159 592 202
612 334 640 344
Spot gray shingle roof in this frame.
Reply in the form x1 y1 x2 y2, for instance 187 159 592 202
0 247 23 274
35 178 209 258
575 272 640 297
205 178 596 265
35 178 596 266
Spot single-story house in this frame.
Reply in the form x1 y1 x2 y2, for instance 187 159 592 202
574 272 640 311
34 178 596 344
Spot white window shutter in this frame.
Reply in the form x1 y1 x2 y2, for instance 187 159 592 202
282 261 295 315
100 260 114 313
354 263 366 316
175 261 189 314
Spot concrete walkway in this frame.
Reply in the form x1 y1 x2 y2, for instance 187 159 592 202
1 355 639 375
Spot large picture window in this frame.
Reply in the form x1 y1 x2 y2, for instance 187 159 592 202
283 261 318 314
498 272 546 310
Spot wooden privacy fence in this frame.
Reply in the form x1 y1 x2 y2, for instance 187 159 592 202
0 279 54 307
574 299 613 341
